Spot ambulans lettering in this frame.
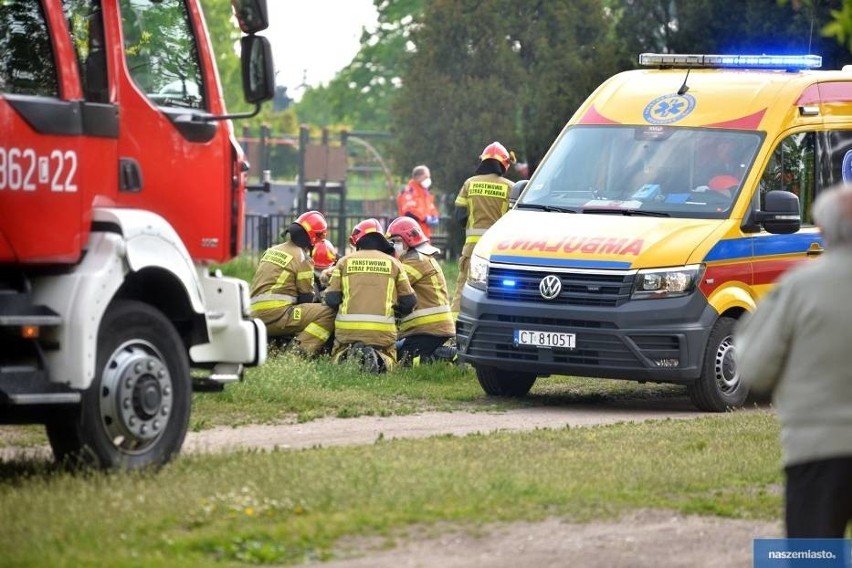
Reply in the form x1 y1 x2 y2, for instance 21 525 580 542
260 249 292 269
0 147 78 192
496 236 644 256
469 181 508 198
348 258 392 274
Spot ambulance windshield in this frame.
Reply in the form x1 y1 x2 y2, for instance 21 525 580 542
518 126 763 219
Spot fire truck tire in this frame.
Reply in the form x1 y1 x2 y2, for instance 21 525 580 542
687 315 748 412
475 365 536 397
46 300 191 470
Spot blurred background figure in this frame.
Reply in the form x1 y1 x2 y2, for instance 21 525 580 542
398 164 440 238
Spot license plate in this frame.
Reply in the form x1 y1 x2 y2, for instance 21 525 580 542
514 329 576 349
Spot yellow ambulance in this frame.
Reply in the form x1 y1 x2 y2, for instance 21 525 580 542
456 54 852 411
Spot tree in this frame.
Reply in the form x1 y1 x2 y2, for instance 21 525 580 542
616 0 849 70
199 0 247 113
295 0 425 131
389 0 621 196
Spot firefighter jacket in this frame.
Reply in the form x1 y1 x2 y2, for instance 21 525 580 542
398 250 455 339
249 240 316 320
325 250 416 348
454 173 513 246
397 179 440 238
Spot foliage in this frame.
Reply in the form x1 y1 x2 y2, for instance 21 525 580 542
389 0 621 196
199 0 246 113
295 0 426 131
617 0 850 69
0 411 782 566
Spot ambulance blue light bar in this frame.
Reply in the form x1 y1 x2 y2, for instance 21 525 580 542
639 53 822 70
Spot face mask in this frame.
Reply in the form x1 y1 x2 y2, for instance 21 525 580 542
421 178 432 189
393 242 406 256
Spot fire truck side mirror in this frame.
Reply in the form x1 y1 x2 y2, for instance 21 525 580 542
240 35 275 105
232 0 269 34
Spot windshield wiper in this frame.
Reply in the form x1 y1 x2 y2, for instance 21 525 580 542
516 203 576 213
581 207 670 217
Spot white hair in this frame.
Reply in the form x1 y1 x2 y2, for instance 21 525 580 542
813 184 852 248
411 165 429 179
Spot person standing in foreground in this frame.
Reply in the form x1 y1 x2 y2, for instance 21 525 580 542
325 219 416 373
735 185 852 538
450 141 516 319
386 216 457 365
250 211 335 356
398 164 440 238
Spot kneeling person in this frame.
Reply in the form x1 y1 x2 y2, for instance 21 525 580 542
325 219 416 373
250 210 335 355
386 216 457 365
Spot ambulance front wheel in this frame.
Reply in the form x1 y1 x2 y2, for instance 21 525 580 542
475 364 537 397
687 316 748 412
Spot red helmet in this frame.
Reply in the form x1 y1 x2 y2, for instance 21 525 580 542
386 216 428 248
480 141 515 171
312 239 337 269
708 175 739 194
295 210 328 246
350 218 384 246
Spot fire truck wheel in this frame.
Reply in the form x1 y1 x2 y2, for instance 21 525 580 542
475 365 536 397
46 300 191 470
687 315 748 412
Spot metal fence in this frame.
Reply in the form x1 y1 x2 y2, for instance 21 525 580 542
244 214 459 261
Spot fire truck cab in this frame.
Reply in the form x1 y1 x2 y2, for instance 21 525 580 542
0 0 274 469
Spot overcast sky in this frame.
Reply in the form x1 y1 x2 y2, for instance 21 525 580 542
264 1 379 101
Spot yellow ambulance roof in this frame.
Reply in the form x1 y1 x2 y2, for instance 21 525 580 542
572 67 852 130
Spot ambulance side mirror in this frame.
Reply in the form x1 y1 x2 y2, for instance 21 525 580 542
509 180 528 207
750 190 801 234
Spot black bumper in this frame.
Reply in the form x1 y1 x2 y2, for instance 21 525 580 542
456 285 717 382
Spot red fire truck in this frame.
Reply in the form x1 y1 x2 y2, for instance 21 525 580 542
0 0 274 469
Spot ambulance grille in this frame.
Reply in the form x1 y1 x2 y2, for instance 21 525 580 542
486 267 633 307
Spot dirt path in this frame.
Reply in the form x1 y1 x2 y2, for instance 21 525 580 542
0 401 782 567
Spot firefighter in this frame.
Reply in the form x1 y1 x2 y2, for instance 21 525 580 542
325 219 416 373
385 216 457 366
450 141 516 319
311 238 338 298
249 210 335 356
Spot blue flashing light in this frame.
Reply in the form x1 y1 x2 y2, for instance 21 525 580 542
639 53 822 70
501 279 517 287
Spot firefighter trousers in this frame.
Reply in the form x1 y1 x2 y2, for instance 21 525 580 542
262 303 335 356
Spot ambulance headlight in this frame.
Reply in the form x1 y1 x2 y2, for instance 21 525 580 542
631 265 702 300
468 254 489 290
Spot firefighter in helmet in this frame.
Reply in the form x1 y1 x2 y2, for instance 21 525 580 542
451 141 516 319
324 218 416 373
385 216 457 365
249 210 335 355
311 238 338 298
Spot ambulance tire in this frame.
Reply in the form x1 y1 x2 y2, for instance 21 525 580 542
46 300 191 471
688 316 748 412
475 365 536 397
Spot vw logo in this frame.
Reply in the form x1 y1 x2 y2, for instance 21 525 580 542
539 275 562 300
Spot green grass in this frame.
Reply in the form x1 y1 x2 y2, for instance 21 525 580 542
190 350 690 429
0 410 782 567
